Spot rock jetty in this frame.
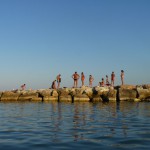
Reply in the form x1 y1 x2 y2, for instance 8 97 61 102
0 84 150 102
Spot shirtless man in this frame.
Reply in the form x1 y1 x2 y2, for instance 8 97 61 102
72 72 80 88
121 70 124 85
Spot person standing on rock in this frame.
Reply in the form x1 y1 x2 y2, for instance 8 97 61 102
106 75 110 86
81 72 85 86
72 72 80 88
56 74 61 89
89 75 94 87
121 70 124 85
111 72 115 86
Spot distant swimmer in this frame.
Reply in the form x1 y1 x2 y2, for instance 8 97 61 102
72 72 80 88
121 70 124 85
56 74 61 89
81 72 85 86
89 75 94 87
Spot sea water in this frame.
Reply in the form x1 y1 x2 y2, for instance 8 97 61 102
0 101 149 150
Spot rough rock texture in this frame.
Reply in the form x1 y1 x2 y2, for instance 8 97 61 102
137 88 150 100
18 91 42 101
118 88 137 101
37 89 52 101
0 84 150 102
59 95 72 102
1 91 20 101
142 84 150 89
107 89 117 101
74 94 90 102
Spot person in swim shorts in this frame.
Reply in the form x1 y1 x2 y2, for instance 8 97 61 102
72 72 80 88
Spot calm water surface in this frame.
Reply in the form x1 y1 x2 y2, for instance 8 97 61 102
0 101 150 150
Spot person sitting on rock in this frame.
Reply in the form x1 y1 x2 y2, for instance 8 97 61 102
21 84 26 90
51 80 56 89
99 78 105 87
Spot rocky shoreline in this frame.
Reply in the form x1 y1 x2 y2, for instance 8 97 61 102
0 84 150 102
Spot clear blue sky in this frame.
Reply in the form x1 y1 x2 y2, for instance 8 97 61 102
0 0 150 90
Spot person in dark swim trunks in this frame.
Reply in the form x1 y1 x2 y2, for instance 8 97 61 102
72 72 80 88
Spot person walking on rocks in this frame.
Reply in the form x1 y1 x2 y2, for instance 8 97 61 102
121 70 124 85
56 74 61 88
111 72 115 86
89 75 94 87
72 72 80 88
81 72 85 86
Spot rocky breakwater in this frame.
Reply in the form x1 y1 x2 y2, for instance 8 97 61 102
0 84 150 102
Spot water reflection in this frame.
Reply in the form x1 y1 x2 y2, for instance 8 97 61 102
0 101 150 150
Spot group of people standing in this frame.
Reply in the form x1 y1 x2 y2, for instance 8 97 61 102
51 70 124 89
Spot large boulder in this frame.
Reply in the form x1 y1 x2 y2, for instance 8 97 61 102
37 89 52 101
18 91 42 101
118 85 136 90
1 91 20 101
74 94 90 102
142 84 150 89
51 90 58 97
59 95 72 102
137 88 150 100
91 96 103 102
57 88 70 96
118 88 137 101
83 87 93 99
107 89 117 101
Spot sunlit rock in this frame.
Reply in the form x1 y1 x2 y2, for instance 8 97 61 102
1 91 20 101
118 88 137 101
137 88 150 100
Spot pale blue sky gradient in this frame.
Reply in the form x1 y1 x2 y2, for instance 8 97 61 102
0 0 150 90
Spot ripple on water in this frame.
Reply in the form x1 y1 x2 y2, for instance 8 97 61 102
0 102 150 150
